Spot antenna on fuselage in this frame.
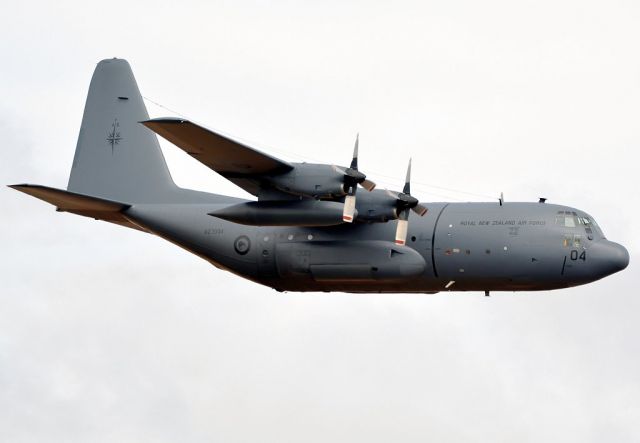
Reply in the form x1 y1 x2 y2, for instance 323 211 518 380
498 192 504 206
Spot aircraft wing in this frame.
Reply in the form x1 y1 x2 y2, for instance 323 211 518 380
142 118 293 196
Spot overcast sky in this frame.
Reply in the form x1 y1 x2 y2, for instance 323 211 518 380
1 1 639 442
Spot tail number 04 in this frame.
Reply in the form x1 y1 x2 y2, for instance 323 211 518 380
570 250 586 261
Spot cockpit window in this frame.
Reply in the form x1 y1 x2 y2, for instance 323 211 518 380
556 215 577 228
557 211 602 238
576 215 600 227
577 214 605 239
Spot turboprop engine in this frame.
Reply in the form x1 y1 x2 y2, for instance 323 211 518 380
263 135 376 223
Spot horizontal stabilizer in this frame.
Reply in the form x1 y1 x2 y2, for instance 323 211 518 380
141 118 293 195
8 184 143 230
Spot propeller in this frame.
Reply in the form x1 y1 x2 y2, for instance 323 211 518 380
388 159 428 245
336 134 376 222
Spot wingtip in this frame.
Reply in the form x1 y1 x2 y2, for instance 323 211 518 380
8 183 29 191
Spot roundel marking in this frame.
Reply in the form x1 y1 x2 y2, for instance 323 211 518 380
234 235 251 255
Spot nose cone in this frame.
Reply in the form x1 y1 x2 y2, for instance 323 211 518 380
609 241 630 272
595 240 630 276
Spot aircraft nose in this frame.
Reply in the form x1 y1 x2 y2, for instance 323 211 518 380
600 240 630 274
610 241 630 272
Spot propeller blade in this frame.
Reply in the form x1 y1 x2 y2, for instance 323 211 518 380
341 133 376 195
360 178 376 191
403 158 412 194
343 194 356 223
350 133 359 170
388 159 427 243
412 204 428 216
395 210 410 245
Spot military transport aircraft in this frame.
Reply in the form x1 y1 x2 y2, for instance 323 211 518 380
10 59 629 294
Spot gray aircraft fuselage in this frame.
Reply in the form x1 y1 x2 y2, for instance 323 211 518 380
126 199 629 293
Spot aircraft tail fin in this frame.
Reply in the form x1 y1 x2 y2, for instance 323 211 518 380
67 58 178 203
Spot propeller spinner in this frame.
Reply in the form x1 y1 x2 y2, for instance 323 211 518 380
337 134 376 222
388 159 428 245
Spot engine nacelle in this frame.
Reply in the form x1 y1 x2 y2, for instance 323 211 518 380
267 163 346 198
353 189 399 223
209 200 352 227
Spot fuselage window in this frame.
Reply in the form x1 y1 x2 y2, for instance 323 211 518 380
563 235 572 248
